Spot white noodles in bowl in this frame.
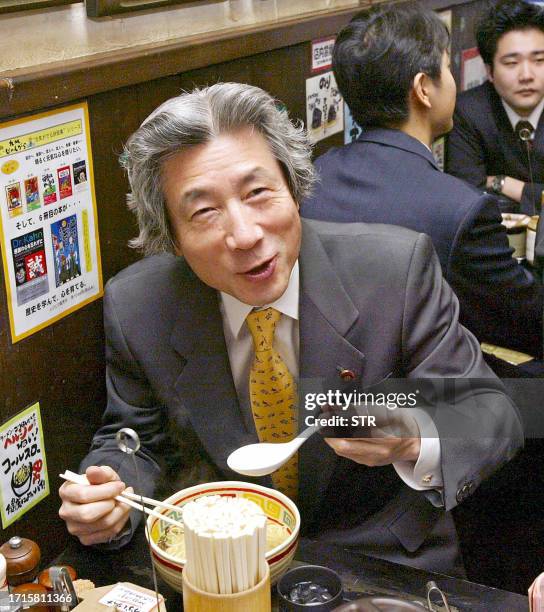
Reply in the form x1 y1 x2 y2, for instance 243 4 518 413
157 518 290 562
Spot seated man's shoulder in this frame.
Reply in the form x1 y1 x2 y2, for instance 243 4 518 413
438 168 485 200
456 82 494 113
305 220 441 291
108 253 179 281
305 218 426 255
106 254 190 299
313 142 352 169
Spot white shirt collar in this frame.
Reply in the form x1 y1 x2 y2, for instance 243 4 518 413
502 97 544 132
220 261 299 339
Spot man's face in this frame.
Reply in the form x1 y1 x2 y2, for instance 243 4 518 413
162 128 301 307
429 51 457 138
489 28 544 116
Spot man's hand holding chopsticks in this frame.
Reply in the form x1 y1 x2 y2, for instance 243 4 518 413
58 465 133 546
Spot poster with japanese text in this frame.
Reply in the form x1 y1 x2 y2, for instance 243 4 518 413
344 103 362 145
311 37 335 73
305 71 344 143
0 102 103 342
0 403 49 528
461 47 487 92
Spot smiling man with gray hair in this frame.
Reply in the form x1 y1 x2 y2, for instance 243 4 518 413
58 82 522 576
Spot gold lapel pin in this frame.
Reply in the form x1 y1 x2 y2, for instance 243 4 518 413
336 366 355 380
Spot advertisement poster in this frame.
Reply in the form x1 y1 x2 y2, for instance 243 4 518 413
344 103 363 145
0 403 49 528
461 47 487 92
11 228 49 306
305 71 344 143
0 102 103 342
311 37 335 73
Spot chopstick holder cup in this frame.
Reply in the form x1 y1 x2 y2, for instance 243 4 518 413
182 562 271 612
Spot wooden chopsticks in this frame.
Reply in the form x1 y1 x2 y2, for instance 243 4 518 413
59 470 183 530
182 495 267 595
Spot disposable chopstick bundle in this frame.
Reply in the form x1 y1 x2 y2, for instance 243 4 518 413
182 495 267 594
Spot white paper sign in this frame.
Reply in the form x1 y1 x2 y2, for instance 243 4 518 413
0 102 103 343
461 47 487 92
306 71 344 143
311 37 335 72
0 403 49 528
99 584 161 612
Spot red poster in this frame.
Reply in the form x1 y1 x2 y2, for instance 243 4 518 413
57 165 73 199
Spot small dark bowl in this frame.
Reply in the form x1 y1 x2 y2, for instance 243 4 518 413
277 564 343 611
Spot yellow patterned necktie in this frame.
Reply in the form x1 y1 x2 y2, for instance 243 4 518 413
246 307 298 499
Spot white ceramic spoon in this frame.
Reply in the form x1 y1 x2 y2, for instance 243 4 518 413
227 423 322 477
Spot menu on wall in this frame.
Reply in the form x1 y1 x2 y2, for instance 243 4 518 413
0 102 103 343
0 402 49 528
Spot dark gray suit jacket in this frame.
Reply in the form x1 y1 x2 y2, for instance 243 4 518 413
81 220 522 574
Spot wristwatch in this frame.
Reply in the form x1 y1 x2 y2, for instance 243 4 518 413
491 175 506 195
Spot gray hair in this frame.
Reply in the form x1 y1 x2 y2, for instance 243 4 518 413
121 82 316 255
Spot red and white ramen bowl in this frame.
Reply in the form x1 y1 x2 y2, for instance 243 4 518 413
146 481 300 592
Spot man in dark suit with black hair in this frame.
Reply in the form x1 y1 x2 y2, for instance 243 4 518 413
447 0 544 215
301 2 543 358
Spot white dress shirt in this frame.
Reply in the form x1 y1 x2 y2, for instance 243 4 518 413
219 261 443 491
502 97 544 133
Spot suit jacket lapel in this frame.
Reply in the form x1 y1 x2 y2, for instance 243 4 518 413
297 221 366 529
171 271 261 478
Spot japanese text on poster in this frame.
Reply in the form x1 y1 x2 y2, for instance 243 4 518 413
0 102 103 342
306 71 344 143
311 37 335 72
0 403 49 528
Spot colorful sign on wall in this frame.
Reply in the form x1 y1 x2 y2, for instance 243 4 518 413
0 102 103 343
0 403 49 528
